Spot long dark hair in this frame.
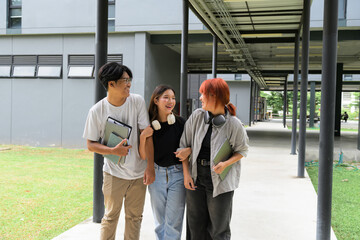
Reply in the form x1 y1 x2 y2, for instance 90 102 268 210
148 85 176 122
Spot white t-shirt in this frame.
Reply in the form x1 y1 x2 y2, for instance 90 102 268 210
83 93 149 180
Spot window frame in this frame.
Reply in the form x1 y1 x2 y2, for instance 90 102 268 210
108 0 115 32
36 65 62 78
12 65 36 78
8 0 22 29
67 65 94 78
0 65 12 77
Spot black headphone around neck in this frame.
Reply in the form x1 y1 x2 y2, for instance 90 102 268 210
204 107 228 127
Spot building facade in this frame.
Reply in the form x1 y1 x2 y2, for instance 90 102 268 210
1 0 359 147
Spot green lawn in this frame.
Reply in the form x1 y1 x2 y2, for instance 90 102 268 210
0 145 93 240
306 165 360 240
288 126 358 132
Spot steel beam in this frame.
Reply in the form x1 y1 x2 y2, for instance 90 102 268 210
212 36 217 78
309 81 316 128
93 0 108 223
317 0 339 238
334 63 343 136
298 0 311 178
358 95 360 150
253 83 258 124
291 32 300 155
180 0 189 118
249 78 253 126
283 76 288 128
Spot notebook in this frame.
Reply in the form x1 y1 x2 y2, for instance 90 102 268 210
102 116 132 145
104 132 127 165
213 139 233 180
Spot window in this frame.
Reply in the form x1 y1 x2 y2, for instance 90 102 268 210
0 56 12 77
13 66 36 77
235 74 242 80
12 55 36 77
0 55 63 78
68 66 94 78
344 74 352 81
8 0 22 29
108 0 115 32
67 54 123 78
338 0 347 26
0 66 11 77
338 0 347 20
37 55 63 78
37 66 62 78
107 54 123 64
68 55 95 78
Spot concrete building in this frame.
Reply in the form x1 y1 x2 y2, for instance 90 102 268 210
1 0 360 148
0 0 204 148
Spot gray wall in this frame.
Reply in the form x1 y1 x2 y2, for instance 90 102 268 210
0 33 156 148
0 32 184 148
347 0 360 26
5 0 360 34
227 81 251 125
0 0 6 34
188 74 207 109
187 75 251 125
0 0 203 34
310 0 360 27
145 39 181 107
22 0 96 34
116 0 203 32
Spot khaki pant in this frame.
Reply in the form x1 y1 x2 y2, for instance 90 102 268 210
100 172 146 240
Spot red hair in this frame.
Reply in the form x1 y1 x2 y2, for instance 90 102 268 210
199 78 236 116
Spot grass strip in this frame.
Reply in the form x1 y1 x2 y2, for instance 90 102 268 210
306 165 360 240
0 145 93 240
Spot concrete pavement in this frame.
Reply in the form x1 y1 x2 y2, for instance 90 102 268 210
53 121 338 240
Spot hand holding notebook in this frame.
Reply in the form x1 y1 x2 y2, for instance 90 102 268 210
104 132 131 165
102 117 133 165
213 139 233 180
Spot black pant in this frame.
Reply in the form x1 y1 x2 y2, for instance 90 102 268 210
186 163 234 240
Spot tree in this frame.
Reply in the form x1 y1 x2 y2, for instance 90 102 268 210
261 91 321 117
261 91 294 115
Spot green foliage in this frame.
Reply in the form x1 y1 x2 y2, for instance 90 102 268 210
0 145 93 240
347 111 359 120
306 166 360 239
261 91 321 116
261 91 292 114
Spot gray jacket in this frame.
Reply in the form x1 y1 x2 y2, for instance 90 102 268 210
179 108 249 197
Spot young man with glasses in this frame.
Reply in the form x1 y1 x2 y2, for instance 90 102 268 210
83 62 155 240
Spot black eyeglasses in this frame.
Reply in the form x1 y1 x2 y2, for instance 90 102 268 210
119 77 132 84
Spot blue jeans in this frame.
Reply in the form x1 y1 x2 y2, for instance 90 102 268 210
148 163 186 240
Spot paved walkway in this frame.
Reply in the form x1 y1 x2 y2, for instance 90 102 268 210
53 121 337 240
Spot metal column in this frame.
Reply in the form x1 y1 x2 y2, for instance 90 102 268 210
334 63 343 136
298 0 311 178
309 81 316 128
212 36 217 78
317 0 338 238
93 0 108 223
283 76 288 128
180 0 189 118
254 84 258 123
291 32 300 155
358 94 360 150
249 78 253 126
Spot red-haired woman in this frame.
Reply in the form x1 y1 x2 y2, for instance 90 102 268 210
175 78 249 240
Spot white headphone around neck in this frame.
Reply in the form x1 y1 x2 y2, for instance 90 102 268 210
151 113 176 130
